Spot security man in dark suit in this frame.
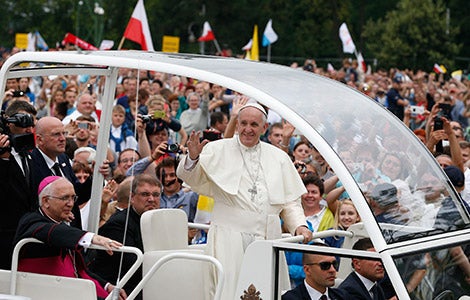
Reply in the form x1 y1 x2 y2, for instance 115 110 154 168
0 100 37 269
338 238 386 300
31 116 110 230
282 243 346 300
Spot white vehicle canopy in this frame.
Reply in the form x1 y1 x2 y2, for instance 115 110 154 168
1 51 469 300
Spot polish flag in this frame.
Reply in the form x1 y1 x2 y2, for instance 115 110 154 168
433 63 446 74
357 52 367 73
123 0 154 51
198 21 216 42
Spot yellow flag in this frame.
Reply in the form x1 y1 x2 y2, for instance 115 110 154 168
439 64 447 74
251 25 259 61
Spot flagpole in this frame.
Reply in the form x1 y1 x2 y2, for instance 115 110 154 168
117 36 126 50
267 44 271 62
213 39 222 54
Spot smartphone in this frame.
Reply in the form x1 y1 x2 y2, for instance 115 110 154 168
433 117 443 131
202 130 222 142
410 105 424 115
153 110 166 119
77 122 89 130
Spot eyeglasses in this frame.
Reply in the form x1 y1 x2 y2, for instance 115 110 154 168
305 260 338 271
47 195 78 203
135 191 160 198
120 158 136 164
42 131 67 138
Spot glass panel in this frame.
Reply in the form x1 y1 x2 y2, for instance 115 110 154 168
259 73 470 244
393 241 470 299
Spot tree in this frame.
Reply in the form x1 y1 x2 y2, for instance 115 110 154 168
362 0 461 70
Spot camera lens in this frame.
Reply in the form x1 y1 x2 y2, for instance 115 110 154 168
167 143 179 153
141 115 152 123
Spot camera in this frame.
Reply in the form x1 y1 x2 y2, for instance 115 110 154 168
12 90 25 98
141 115 153 124
164 143 181 153
153 110 166 119
294 162 307 173
0 112 35 154
410 105 424 115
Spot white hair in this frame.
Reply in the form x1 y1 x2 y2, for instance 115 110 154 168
74 146 96 164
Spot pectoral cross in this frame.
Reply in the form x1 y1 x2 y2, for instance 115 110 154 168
248 185 257 201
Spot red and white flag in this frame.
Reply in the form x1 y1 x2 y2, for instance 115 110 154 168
123 0 154 51
357 52 367 73
198 21 216 42
433 63 446 74
62 33 98 50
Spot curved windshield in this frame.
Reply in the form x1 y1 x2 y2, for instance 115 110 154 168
274 74 470 243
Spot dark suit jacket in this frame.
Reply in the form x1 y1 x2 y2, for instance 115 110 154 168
91 208 143 299
282 282 346 300
0 153 35 269
338 272 386 300
30 148 90 229
30 148 76 193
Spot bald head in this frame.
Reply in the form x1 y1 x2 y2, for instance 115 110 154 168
36 116 67 159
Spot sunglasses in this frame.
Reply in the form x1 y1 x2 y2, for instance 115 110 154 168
305 260 338 271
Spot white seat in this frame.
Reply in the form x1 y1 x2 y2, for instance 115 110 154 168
0 269 96 300
337 222 370 280
140 209 209 300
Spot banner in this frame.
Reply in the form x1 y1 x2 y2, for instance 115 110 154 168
339 23 356 54
62 33 98 50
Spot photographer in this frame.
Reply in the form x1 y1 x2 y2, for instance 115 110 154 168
426 103 463 171
0 100 37 269
126 126 185 177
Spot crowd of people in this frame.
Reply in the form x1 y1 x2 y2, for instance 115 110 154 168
0 48 469 300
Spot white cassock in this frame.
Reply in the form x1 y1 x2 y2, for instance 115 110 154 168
177 136 307 300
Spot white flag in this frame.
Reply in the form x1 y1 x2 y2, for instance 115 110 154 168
339 23 356 54
262 19 278 47
242 39 252 51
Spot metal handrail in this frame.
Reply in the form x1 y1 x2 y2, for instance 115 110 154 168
275 230 354 244
126 252 224 300
10 238 143 298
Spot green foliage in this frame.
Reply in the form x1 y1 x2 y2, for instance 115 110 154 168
0 0 467 71
362 0 462 70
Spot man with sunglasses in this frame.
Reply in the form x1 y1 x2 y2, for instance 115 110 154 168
338 238 386 300
0 100 37 269
283 246 346 300
14 176 126 300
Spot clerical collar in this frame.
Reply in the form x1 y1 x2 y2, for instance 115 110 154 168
236 135 260 152
39 207 68 225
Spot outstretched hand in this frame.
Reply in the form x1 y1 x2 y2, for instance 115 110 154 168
186 131 209 160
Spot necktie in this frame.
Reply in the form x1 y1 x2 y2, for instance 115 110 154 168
52 162 62 176
370 284 378 300
19 152 30 186
320 295 327 300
